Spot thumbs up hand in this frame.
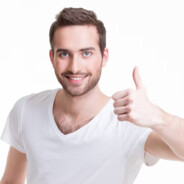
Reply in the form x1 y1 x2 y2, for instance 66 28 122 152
112 66 162 128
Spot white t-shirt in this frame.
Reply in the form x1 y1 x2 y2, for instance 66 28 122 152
1 89 158 184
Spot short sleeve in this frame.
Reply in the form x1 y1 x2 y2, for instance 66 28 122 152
144 151 159 166
121 122 159 167
143 129 159 166
1 98 25 153
130 126 159 166
140 127 159 166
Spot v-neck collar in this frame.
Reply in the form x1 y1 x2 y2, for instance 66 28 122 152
49 89 112 139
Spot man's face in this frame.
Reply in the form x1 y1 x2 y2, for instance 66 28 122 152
50 25 108 97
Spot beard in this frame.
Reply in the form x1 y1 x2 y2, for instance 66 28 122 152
55 67 102 97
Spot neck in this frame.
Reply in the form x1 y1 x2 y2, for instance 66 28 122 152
55 85 110 120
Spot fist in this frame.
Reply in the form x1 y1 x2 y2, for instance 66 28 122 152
112 66 162 128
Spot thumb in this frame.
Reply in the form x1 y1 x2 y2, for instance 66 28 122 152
133 66 144 90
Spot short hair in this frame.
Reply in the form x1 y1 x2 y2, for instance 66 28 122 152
49 7 106 56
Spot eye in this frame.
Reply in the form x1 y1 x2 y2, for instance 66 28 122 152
59 52 69 57
83 51 91 57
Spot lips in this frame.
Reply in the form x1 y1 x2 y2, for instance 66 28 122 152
64 74 88 84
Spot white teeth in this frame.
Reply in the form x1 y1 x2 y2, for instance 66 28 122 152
69 77 82 80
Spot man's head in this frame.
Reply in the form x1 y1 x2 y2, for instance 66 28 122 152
49 8 108 97
49 7 106 56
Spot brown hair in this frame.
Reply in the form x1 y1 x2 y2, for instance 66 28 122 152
49 7 106 56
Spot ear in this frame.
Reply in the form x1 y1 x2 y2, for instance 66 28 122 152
102 48 109 67
49 50 54 67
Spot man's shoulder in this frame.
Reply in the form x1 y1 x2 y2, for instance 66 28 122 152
15 88 59 108
26 88 59 101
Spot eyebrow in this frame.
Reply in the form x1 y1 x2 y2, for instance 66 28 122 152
56 47 96 53
80 47 96 51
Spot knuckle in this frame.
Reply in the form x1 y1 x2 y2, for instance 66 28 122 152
127 97 133 104
127 90 132 96
117 115 122 121
114 108 118 114
127 88 134 95
126 104 133 112
114 107 121 114
126 106 131 113
113 101 117 107
121 114 128 121
126 113 132 120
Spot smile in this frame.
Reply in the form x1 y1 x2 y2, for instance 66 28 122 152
64 74 88 84
68 77 83 81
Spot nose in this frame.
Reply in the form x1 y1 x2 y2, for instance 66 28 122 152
68 55 81 73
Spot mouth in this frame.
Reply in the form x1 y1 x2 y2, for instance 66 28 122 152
66 76 84 81
64 74 88 84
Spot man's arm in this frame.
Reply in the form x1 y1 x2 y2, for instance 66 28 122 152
112 66 184 161
0 147 27 184
145 131 184 161
145 112 184 161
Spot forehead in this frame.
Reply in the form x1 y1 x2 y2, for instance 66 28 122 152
53 25 99 50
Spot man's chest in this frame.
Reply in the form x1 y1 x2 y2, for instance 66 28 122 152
26 132 125 184
54 113 94 135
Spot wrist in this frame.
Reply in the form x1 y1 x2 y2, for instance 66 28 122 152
149 105 168 130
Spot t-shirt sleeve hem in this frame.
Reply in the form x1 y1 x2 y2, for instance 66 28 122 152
1 134 26 153
144 151 159 166
143 129 159 166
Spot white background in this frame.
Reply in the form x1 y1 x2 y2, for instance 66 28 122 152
0 0 184 183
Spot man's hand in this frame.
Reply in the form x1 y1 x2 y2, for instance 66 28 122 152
112 66 163 128
113 67 184 160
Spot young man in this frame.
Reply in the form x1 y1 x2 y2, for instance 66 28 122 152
1 7 184 184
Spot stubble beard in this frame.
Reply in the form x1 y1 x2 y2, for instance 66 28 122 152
55 68 102 97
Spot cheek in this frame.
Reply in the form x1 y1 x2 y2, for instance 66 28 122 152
87 62 102 73
54 59 66 70
88 55 102 67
